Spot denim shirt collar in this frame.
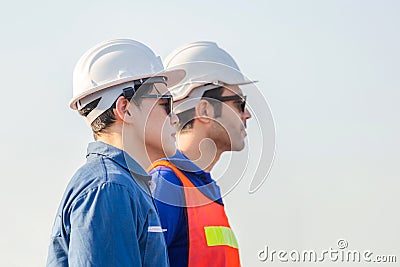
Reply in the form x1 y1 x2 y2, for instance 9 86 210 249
167 150 206 175
86 141 151 182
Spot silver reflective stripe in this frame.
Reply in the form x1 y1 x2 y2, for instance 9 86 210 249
148 226 167 233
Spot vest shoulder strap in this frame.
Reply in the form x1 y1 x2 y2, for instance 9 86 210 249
149 160 196 188
149 160 213 207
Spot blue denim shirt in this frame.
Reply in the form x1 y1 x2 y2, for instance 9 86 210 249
47 141 169 267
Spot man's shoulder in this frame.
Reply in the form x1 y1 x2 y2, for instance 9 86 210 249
150 164 187 206
72 157 123 184
149 164 183 187
66 157 143 202
149 161 208 188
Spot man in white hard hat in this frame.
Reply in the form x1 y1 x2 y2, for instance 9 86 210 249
46 39 185 267
148 41 254 267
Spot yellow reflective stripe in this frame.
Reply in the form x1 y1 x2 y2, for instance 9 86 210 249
204 226 238 249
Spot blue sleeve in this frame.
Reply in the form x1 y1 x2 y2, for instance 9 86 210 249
150 166 186 246
68 182 142 266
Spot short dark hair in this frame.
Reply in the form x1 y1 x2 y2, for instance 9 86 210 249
78 83 153 139
176 87 224 132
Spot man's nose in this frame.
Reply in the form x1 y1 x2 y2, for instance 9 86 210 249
242 108 252 120
170 112 179 126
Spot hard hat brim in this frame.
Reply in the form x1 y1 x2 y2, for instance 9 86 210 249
165 61 257 102
69 68 186 110
172 79 257 102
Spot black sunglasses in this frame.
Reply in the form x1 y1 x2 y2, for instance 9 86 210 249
141 94 173 116
207 95 247 113
122 77 173 116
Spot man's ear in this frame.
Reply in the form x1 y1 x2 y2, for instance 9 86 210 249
115 96 135 123
195 99 215 123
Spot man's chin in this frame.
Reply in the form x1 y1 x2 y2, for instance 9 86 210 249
231 141 245 152
164 147 177 158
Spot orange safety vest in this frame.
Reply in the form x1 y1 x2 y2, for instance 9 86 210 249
150 160 241 267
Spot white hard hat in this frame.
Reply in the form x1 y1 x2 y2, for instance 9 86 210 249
70 39 185 124
164 41 256 109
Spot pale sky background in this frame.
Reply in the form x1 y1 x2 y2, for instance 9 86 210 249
0 0 399 266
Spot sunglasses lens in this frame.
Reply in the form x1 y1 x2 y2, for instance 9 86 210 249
168 98 172 115
164 96 172 116
141 94 173 116
241 101 245 112
241 96 247 113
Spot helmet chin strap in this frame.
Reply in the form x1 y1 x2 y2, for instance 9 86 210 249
173 83 221 114
84 86 123 126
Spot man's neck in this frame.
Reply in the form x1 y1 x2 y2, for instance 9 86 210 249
96 132 123 151
96 130 152 170
177 131 223 172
